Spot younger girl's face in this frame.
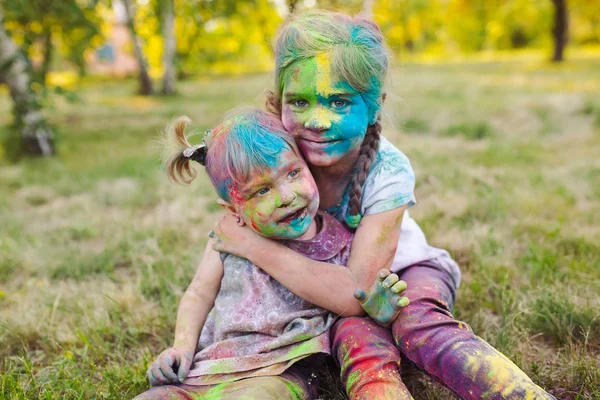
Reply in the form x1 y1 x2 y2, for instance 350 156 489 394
230 147 319 240
281 54 372 167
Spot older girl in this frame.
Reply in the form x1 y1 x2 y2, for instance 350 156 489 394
213 10 555 400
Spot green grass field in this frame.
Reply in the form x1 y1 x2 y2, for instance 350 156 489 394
1 54 600 399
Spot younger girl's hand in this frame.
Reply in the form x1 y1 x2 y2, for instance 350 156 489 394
146 347 193 386
354 269 409 327
212 214 267 258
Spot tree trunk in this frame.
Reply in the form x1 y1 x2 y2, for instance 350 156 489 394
362 0 374 18
288 0 299 14
161 0 176 95
39 27 53 85
0 9 54 156
122 0 153 95
551 0 568 62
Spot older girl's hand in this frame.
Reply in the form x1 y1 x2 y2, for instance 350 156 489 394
354 269 409 327
212 214 268 258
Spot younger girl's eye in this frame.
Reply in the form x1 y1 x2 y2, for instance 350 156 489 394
257 187 270 196
288 169 300 178
332 99 349 108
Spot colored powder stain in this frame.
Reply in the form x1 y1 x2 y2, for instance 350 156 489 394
312 106 336 130
200 383 228 400
315 53 332 97
284 380 305 399
501 382 518 397
346 370 362 393
525 391 535 400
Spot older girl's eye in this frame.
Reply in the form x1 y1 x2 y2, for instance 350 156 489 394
332 99 348 108
257 187 270 196
293 99 309 108
288 169 299 178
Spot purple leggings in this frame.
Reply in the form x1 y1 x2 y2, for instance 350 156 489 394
332 264 555 400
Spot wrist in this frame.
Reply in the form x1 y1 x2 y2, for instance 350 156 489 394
244 236 278 264
173 336 197 354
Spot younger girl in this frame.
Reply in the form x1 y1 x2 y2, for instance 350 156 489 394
136 108 366 399
212 10 556 400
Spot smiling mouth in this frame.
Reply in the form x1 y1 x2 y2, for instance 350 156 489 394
300 138 339 145
279 207 308 223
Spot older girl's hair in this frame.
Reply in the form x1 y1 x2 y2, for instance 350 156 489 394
270 10 388 228
161 108 300 202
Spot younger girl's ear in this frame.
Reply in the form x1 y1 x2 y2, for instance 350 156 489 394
217 199 245 226
217 199 236 215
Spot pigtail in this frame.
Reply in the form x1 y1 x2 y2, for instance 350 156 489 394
346 119 381 228
161 116 205 184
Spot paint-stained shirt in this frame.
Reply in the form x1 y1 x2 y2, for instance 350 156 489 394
326 136 461 289
184 212 352 385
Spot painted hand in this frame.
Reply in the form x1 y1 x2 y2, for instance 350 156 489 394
146 347 193 386
212 214 267 258
354 269 409 327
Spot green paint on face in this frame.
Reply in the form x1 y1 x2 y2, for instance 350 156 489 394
231 148 320 240
281 56 371 168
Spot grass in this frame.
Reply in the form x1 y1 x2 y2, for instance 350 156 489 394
2 53 600 399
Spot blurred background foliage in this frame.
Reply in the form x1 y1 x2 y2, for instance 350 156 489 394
2 0 598 156
3 0 600 81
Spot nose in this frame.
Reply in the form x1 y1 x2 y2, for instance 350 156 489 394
277 187 297 207
304 106 331 132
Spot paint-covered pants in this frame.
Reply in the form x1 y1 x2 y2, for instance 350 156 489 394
133 362 318 400
331 264 556 400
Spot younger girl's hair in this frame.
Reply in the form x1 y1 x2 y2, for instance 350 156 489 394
162 107 300 203
271 10 388 228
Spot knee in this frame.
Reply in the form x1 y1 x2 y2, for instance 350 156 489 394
133 385 183 400
392 296 472 345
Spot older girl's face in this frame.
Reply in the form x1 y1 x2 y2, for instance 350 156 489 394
230 147 319 240
280 54 372 167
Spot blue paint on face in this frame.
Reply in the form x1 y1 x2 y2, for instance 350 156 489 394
280 56 373 168
229 148 320 240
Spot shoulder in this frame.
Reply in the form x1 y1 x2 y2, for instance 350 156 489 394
369 136 415 182
359 136 416 216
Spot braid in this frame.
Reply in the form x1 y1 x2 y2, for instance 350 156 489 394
346 119 381 228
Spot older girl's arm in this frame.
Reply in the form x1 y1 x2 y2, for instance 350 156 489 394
213 206 405 316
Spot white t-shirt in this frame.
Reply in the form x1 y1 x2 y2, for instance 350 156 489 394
325 136 461 289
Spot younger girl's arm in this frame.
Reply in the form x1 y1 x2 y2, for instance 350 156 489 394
213 206 406 317
147 238 223 386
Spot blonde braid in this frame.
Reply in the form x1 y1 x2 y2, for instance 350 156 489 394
346 119 381 228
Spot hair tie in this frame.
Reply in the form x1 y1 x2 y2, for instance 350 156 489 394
183 144 207 165
183 129 210 165
346 213 362 228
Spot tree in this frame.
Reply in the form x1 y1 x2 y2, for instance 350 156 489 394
3 0 101 84
362 0 374 18
0 7 54 156
160 0 176 94
121 0 153 95
551 0 569 62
